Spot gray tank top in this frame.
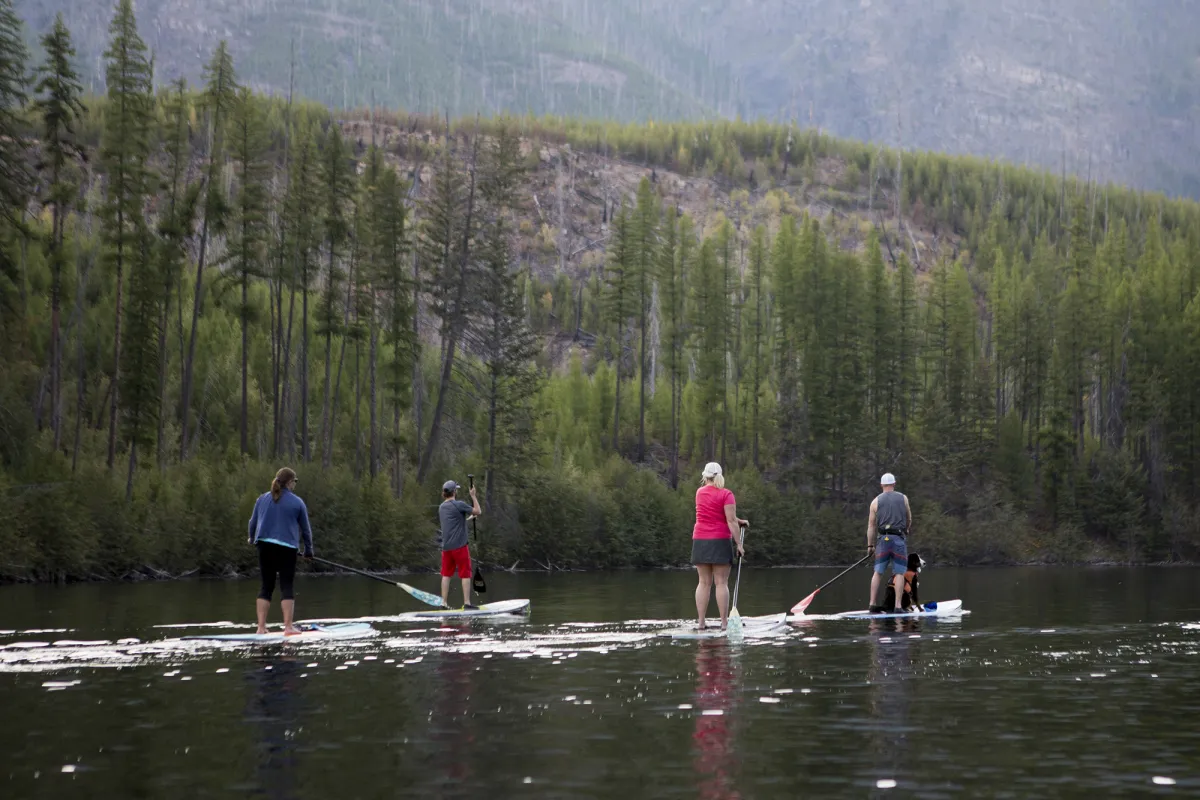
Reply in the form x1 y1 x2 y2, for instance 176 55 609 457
876 491 908 534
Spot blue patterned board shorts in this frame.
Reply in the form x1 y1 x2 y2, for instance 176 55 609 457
874 533 908 575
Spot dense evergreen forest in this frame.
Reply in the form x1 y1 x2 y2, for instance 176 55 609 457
2 2 1199 583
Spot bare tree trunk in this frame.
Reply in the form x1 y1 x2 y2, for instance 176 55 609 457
125 440 138 502
107 204 126 470
180 204 212 462
325 257 355 468
368 320 379 478
240 272 249 454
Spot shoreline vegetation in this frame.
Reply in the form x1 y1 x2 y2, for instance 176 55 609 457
2 2 1200 585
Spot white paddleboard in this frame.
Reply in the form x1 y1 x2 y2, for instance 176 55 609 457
412 599 531 618
793 599 967 621
182 622 377 643
664 627 727 640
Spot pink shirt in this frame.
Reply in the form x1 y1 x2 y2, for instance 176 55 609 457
693 485 736 539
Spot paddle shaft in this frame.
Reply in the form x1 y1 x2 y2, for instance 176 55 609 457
730 524 747 611
468 475 487 593
812 552 873 595
312 556 399 588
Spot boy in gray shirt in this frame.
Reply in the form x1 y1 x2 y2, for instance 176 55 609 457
438 480 482 608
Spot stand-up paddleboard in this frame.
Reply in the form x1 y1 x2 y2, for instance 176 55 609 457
794 599 967 621
183 622 376 643
665 627 727 640
411 599 530 619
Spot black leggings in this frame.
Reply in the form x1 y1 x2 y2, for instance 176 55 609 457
257 542 298 601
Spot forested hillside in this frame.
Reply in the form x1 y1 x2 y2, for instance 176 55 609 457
2 2 1200 583
15 0 1200 197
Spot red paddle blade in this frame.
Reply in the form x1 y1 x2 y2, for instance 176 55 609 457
791 589 819 615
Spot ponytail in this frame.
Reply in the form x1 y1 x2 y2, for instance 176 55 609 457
271 467 297 503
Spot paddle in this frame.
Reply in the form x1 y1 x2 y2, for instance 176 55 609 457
468 474 487 594
312 556 447 608
727 524 748 635
789 552 873 616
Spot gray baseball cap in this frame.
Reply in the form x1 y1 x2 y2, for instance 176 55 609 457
442 480 458 492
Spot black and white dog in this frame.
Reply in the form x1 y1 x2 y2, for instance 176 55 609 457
883 553 926 611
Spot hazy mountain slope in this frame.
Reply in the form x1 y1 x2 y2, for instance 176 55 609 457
17 0 1200 195
17 0 731 120
639 0 1200 195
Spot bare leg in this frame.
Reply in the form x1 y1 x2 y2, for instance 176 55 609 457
870 570 884 607
891 572 905 613
441 575 451 607
460 577 472 607
281 599 298 634
255 598 270 634
695 565 714 628
713 564 732 629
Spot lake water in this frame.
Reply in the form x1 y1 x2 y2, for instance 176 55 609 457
2 567 1199 797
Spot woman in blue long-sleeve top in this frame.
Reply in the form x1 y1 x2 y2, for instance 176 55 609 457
247 467 314 635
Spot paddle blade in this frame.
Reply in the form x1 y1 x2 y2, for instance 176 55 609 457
399 583 447 608
726 610 743 637
790 589 819 615
472 567 487 594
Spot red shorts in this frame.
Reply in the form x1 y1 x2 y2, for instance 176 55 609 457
440 545 472 578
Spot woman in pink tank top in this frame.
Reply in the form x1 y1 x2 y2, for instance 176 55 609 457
691 462 748 630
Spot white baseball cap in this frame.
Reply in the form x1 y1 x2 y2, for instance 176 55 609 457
702 462 723 478
880 473 896 485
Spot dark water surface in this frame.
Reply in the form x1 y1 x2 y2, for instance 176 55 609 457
3 567 1200 798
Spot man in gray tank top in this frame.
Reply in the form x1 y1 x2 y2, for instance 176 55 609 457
867 473 912 613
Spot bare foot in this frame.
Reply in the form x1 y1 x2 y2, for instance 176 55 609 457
283 626 302 636
255 628 268 635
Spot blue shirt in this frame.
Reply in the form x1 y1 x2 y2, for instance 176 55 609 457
248 489 314 554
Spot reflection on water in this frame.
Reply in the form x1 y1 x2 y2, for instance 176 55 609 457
865 619 918 789
245 657 303 800
430 647 477 791
692 642 739 800
2 567 1200 797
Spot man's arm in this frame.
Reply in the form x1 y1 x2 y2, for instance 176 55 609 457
904 495 913 533
867 499 878 551
469 486 482 517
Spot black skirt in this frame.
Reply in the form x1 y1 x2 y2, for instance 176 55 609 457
691 537 734 565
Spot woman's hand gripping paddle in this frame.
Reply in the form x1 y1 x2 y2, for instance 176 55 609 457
468 474 487 594
727 524 748 636
788 552 873 616
312 556 446 608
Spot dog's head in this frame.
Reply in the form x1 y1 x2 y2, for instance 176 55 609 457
907 553 926 573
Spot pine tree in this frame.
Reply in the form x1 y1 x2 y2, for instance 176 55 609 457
745 224 768 468
0 0 30 230
657 209 690 486
864 230 896 454
154 78 198 468
478 124 540 508
281 127 321 461
604 207 636 452
365 149 413 495
691 236 725 460
416 134 480 483
229 86 270 455
317 124 355 466
631 177 658 462
100 0 155 469
181 40 237 460
121 222 160 500
32 14 85 452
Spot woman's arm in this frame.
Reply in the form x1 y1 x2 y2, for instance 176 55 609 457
297 501 314 556
247 497 259 544
724 504 744 556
